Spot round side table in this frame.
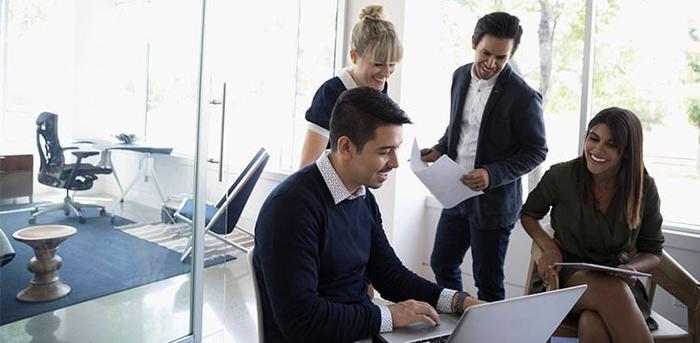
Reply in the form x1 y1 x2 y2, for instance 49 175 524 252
12 225 77 302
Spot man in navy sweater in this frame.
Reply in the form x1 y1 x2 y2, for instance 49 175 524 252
254 87 482 342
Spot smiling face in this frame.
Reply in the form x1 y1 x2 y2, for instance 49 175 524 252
584 123 623 181
350 49 397 91
471 34 513 80
345 124 402 190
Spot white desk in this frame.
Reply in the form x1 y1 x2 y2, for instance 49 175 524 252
74 139 173 206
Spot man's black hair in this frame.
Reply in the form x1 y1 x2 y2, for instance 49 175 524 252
472 12 523 55
329 87 412 152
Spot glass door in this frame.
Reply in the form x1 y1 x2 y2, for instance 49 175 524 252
195 0 340 340
0 0 206 341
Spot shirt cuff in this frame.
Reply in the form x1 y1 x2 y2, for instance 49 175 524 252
378 304 393 333
307 122 330 138
437 289 458 313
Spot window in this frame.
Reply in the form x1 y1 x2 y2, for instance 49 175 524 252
1 0 340 172
592 0 700 227
1 0 77 152
201 0 339 171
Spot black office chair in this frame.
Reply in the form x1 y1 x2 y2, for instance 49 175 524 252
174 148 269 261
30 112 112 224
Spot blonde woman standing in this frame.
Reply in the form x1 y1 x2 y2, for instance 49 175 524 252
299 5 403 167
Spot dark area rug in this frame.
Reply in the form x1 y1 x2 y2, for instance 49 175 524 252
0 207 231 325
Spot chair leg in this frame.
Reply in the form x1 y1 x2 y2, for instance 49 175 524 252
29 192 107 224
29 203 65 224
180 236 193 262
206 230 251 254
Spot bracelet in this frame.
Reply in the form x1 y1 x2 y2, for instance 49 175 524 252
454 291 470 314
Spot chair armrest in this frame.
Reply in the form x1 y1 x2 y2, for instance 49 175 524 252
71 150 99 158
649 250 700 340
651 251 700 305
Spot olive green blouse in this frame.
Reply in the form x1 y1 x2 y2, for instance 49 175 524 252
522 159 664 263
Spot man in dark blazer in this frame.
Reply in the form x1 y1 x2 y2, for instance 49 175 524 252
421 12 547 301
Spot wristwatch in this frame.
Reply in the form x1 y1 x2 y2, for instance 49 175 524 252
454 291 471 314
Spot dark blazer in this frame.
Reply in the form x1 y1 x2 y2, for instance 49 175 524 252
433 63 547 229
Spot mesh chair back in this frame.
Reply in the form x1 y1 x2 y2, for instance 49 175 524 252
35 112 66 187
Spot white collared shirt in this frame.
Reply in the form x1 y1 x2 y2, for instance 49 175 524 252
316 150 365 204
316 151 459 332
455 66 501 170
307 68 358 138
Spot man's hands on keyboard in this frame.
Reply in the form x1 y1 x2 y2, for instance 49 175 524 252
388 299 440 328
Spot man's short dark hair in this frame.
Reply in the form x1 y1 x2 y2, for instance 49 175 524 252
329 87 412 152
472 12 523 55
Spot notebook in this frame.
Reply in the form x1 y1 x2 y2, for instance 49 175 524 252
375 285 587 343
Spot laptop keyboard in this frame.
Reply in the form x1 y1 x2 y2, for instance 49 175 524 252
415 334 450 343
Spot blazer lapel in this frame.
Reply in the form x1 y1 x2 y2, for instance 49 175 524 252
479 64 511 133
449 65 472 156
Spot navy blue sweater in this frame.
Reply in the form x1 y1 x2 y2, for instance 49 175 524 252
253 164 443 342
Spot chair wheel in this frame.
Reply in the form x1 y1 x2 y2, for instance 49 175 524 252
100 208 107 216
79 217 86 224
28 218 36 225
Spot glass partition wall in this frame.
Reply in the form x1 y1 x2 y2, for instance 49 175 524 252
0 0 342 341
0 0 205 341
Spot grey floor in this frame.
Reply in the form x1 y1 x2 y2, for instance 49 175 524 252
0 193 258 343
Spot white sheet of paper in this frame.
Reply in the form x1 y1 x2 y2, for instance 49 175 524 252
554 262 651 277
410 138 482 208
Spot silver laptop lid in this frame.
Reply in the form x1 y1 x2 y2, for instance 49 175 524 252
447 285 587 343
377 285 586 343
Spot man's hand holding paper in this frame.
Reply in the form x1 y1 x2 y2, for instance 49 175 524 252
410 139 482 208
461 168 490 192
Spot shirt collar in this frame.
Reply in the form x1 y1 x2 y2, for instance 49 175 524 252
338 68 358 90
316 151 366 205
470 64 501 88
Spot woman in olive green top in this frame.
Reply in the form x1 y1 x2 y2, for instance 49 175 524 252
521 107 664 343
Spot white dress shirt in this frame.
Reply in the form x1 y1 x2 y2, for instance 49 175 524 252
455 66 501 171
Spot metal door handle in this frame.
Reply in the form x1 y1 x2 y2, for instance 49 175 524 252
217 83 227 182
209 99 222 105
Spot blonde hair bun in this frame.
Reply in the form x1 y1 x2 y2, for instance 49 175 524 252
359 5 384 21
351 4 402 63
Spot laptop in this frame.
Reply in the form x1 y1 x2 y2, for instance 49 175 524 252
375 285 587 343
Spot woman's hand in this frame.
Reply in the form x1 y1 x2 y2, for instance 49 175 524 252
537 247 563 283
610 264 638 287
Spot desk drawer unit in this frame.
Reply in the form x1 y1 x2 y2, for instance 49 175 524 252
0 154 33 200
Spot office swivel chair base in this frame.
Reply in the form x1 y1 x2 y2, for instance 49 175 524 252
30 192 107 224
